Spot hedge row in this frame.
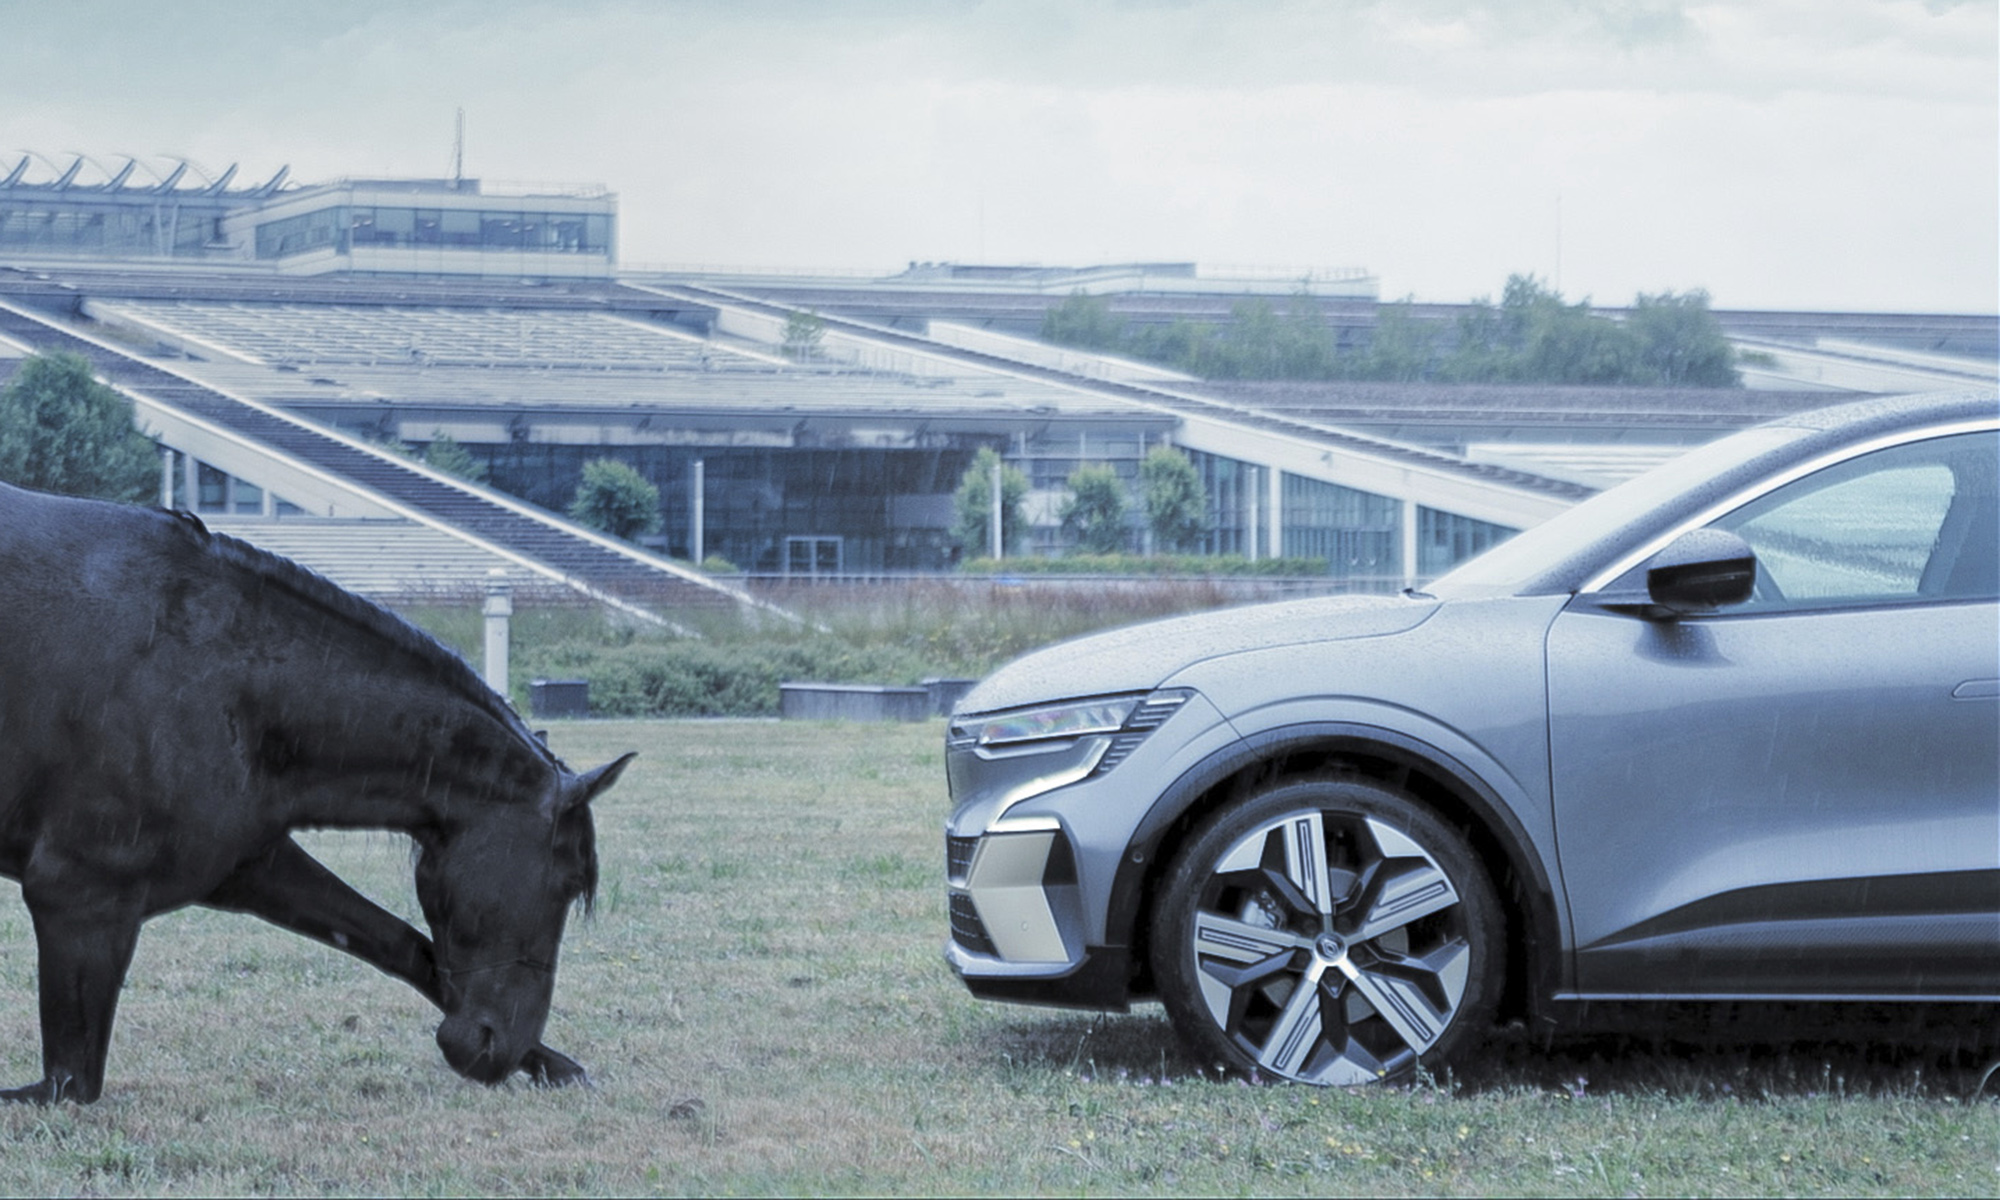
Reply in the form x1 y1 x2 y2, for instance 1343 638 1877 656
515 638 933 717
959 553 1331 577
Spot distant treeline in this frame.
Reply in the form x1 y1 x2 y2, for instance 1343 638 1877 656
1042 274 1742 387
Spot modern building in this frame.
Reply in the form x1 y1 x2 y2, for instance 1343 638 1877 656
3 155 1991 617
1 154 614 278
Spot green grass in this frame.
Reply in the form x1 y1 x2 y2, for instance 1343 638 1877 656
0 720 1992 1196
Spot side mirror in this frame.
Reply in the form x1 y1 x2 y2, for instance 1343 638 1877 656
1644 528 1757 615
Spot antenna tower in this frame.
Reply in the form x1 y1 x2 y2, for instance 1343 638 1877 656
451 108 465 189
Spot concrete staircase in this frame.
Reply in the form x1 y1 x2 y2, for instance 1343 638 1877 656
0 290 751 616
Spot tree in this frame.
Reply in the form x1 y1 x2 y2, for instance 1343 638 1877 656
0 351 160 503
1059 463 1129 554
781 309 826 362
568 458 662 541
1439 275 1742 387
1139 445 1206 553
1359 298 1439 381
951 446 1029 559
1627 289 1740 386
422 431 489 483
1040 291 1125 352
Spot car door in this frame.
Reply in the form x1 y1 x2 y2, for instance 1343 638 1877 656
1546 427 1999 998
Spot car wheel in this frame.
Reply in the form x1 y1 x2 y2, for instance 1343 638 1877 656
1150 775 1502 1085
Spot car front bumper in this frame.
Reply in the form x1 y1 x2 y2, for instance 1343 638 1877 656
941 689 1236 1008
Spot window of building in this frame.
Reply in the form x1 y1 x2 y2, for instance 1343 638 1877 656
1283 474 1400 584
1418 507 1516 579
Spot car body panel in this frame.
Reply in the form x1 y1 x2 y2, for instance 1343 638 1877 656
944 389 2000 1028
1550 598 2000 995
954 592 1437 716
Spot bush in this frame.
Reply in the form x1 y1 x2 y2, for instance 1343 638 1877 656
0 351 161 503
517 637 932 717
1059 463 1130 554
951 446 1029 559
422 431 489 483
569 459 662 541
959 553 1329 577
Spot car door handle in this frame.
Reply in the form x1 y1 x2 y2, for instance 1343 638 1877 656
1951 679 1999 699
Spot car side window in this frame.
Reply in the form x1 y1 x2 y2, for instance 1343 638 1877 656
1708 430 1997 612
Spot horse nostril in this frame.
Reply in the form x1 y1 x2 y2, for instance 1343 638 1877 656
436 1016 510 1085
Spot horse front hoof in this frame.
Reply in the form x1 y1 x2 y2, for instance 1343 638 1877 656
520 1046 592 1089
0 1075 83 1105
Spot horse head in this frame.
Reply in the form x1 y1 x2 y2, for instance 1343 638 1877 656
415 752 635 1084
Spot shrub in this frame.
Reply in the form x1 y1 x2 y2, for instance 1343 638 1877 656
517 636 932 717
569 459 662 541
951 447 1029 560
960 553 1328 577
0 351 160 503
422 431 489 483
1059 463 1130 554
1139 446 1206 553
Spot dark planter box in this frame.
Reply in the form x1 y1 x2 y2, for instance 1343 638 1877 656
529 678 590 718
922 677 979 716
780 682 931 722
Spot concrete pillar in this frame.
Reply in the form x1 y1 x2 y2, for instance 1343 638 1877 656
691 458 705 563
159 449 175 508
183 453 199 512
989 457 1004 559
1401 498 1421 591
1267 467 1285 562
1243 470 1260 561
482 569 513 698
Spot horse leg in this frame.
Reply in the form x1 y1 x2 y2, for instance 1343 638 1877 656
202 838 589 1087
2 890 142 1104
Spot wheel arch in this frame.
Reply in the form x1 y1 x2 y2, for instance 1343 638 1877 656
1107 722 1564 1025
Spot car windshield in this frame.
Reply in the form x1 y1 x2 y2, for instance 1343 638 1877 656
1427 424 1810 600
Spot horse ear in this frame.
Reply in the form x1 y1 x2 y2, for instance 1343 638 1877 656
561 751 636 812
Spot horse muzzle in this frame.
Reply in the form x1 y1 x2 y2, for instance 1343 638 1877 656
436 1012 531 1085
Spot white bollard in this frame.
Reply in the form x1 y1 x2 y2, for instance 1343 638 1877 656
482 569 512 697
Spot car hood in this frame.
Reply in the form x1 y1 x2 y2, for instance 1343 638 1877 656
956 592 1439 715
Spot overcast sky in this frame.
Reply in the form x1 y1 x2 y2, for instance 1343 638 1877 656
4 0 1993 313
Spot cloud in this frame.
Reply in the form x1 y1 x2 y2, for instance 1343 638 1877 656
0 0 1991 310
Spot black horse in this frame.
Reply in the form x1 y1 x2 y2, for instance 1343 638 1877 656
0 482 634 1102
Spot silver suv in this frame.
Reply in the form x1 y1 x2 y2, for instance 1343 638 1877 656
943 390 1998 1085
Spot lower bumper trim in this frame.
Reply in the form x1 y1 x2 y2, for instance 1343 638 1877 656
946 941 1134 1010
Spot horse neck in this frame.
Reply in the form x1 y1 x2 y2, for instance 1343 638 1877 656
244 627 553 834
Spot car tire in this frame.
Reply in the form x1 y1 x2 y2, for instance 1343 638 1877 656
1150 774 1503 1085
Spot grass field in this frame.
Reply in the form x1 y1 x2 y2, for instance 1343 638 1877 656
0 720 1993 1196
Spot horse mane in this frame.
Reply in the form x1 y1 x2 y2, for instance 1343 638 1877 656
162 509 557 771
160 510 597 909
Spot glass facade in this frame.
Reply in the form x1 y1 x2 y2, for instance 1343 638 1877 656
422 437 981 574
1418 507 1517 579
255 206 346 259
1282 474 1401 586
1185 449 1269 558
1019 429 1149 491
0 199 230 257
257 204 611 260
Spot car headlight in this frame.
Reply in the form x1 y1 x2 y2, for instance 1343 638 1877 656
947 690 1194 821
962 695 1147 748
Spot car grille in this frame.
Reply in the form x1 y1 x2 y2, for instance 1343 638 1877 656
948 892 997 956
946 834 979 883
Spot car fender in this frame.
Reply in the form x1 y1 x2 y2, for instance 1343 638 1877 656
1104 715 1571 1006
